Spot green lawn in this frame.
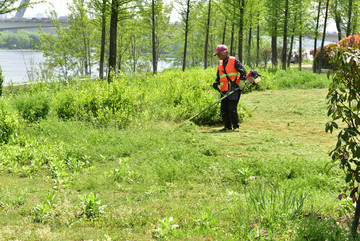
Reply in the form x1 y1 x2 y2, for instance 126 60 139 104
0 88 348 240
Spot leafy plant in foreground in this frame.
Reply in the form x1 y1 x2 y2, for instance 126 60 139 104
326 38 360 238
294 215 347 241
153 216 179 239
248 184 307 231
0 99 18 144
0 65 3 97
80 193 106 220
33 191 57 223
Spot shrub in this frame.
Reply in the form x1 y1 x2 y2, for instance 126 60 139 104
14 92 50 122
295 216 347 241
0 99 18 144
313 34 360 70
326 41 360 238
52 91 77 120
255 68 331 90
0 66 3 97
81 193 106 220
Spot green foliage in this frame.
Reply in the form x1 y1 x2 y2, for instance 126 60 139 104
249 185 307 227
0 30 40 50
313 43 338 70
81 193 106 220
294 215 348 240
14 92 50 122
326 46 360 195
0 65 3 97
0 99 18 144
153 216 179 239
254 67 331 90
326 41 360 236
108 158 138 183
33 191 57 223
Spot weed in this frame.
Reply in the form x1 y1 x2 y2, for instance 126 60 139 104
108 158 138 183
195 211 218 230
294 215 348 241
33 191 57 223
248 184 307 233
80 193 106 220
153 216 179 239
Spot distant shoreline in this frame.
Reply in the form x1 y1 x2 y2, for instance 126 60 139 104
0 49 38 52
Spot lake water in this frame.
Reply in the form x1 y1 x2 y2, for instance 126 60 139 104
0 50 174 85
0 50 44 85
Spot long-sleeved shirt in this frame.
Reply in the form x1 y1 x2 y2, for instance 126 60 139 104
215 56 247 83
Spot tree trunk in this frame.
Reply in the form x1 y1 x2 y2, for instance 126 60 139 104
313 0 321 73
204 0 211 69
230 22 235 56
247 26 252 65
346 0 353 36
351 193 360 239
108 0 118 82
318 0 330 74
256 16 260 67
222 18 227 44
87 38 91 76
238 0 244 62
182 0 191 72
99 0 106 79
334 0 343 41
287 34 294 68
271 1 278 67
282 0 289 70
152 0 157 74
271 33 277 67
299 33 302 71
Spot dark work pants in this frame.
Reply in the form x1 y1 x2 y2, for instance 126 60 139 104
220 90 241 129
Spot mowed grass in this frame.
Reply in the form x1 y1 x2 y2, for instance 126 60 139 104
0 88 347 240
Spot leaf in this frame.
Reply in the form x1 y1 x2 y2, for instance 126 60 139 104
333 122 338 129
354 147 360 159
341 131 350 142
346 173 353 183
349 142 357 150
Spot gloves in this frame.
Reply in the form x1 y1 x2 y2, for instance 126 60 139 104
212 82 218 90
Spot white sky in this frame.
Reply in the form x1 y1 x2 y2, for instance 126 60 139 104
19 0 337 33
23 0 69 18
22 0 180 20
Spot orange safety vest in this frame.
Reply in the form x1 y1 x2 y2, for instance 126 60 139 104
218 56 240 92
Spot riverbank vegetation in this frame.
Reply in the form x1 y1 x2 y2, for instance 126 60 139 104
0 67 351 239
3 0 358 80
0 30 40 50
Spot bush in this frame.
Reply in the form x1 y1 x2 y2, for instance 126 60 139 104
0 66 3 97
2 66 329 129
295 216 347 240
312 34 360 70
52 91 76 120
255 68 331 90
14 92 50 122
0 99 18 144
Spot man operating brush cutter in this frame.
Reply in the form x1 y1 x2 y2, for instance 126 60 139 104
181 46 260 127
213 45 260 132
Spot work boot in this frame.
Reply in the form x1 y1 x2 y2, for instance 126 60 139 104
233 127 239 132
219 127 232 132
